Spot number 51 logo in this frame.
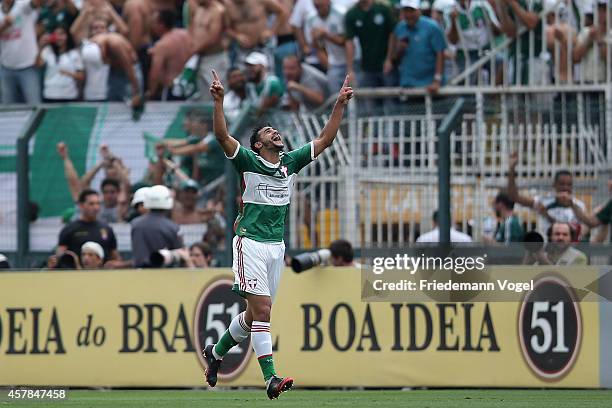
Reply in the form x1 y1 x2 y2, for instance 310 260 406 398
193 278 252 381
518 275 582 381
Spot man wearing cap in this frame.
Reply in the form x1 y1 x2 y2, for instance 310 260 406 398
244 51 284 115
385 0 447 93
131 185 182 267
80 241 105 269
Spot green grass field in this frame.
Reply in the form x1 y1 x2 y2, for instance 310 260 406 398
5 389 612 408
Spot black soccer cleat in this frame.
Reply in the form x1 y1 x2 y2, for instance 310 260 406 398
265 375 294 399
203 344 222 387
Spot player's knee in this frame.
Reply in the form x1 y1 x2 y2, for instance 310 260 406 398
249 300 271 322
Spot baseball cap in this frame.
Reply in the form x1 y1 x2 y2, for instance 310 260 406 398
181 179 199 192
400 0 420 9
245 52 269 68
81 241 104 260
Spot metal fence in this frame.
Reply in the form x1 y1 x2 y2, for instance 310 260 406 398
279 86 612 250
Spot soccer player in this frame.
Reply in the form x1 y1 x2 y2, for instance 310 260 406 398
202 69 353 399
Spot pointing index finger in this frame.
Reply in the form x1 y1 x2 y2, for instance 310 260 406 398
342 75 349 89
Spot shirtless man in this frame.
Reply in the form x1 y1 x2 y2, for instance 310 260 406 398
191 0 228 101
69 0 128 44
90 31 142 106
122 0 152 88
146 9 192 100
224 0 289 65
273 0 298 80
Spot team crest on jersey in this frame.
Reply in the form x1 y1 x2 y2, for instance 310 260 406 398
279 165 288 178
247 278 258 289
100 228 108 240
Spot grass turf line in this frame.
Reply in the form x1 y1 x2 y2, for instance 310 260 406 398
6 389 612 408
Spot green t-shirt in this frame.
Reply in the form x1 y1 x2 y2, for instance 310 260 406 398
228 142 314 242
510 0 544 56
495 215 525 243
344 2 395 73
255 74 284 99
596 199 612 225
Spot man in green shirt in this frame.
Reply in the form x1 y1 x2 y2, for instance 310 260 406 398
493 191 524 243
202 69 353 399
344 0 396 90
497 0 544 85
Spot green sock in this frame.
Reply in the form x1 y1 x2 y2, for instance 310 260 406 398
258 355 276 381
214 330 238 358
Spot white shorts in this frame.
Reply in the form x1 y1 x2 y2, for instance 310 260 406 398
232 235 285 301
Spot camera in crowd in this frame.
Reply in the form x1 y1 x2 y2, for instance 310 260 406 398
150 248 188 268
291 249 331 273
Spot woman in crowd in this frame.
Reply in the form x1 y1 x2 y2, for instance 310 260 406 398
36 26 84 102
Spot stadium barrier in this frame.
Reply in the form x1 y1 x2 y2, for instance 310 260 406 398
0 266 610 388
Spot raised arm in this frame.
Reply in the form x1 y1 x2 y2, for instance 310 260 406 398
312 75 353 157
210 70 240 156
506 152 535 208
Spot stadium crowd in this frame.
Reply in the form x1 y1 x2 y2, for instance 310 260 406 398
1 0 610 108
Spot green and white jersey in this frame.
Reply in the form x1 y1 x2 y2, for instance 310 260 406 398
227 141 315 243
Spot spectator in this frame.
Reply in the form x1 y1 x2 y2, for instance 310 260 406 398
70 0 128 44
273 0 300 82
99 178 122 223
492 191 524 243
0 0 42 105
122 0 153 90
57 142 130 222
523 222 588 265
385 0 446 93
131 185 182 267
497 0 544 85
80 241 105 269
544 0 575 83
171 179 214 224
416 210 472 242
191 0 228 101
224 0 288 66
244 51 284 115
344 0 395 89
57 189 121 264
329 238 357 266
36 26 84 102
146 9 192 100
573 0 608 83
80 18 111 101
37 0 78 35
223 66 252 122
290 0 321 70
161 111 225 185
306 0 349 91
282 54 329 112
445 0 501 85
189 241 213 267
507 152 586 239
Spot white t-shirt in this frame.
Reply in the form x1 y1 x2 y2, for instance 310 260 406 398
0 0 39 69
533 194 586 236
81 40 109 101
416 227 473 243
41 47 83 100
305 7 347 67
